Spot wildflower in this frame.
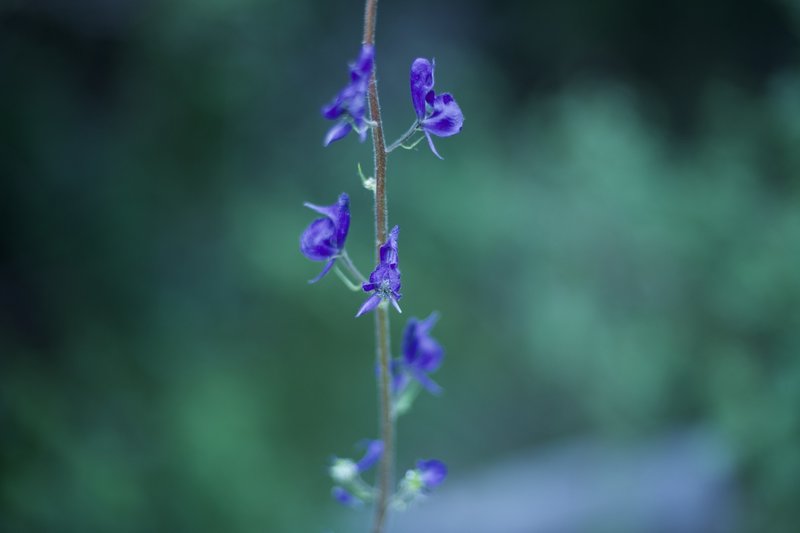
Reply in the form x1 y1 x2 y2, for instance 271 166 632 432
329 439 384 485
322 44 374 146
417 459 448 489
329 440 384 507
331 486 359 507
300 193 350 283
409 58 464 159
400 312 444 394
399 459 448 500
356 226 402 317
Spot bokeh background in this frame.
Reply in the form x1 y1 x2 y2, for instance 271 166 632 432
2 0 799 531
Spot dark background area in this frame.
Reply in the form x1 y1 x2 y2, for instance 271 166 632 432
2 0 799 531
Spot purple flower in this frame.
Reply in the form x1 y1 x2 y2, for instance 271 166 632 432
330 439 384 485
300 193 350 283
329 440 384 507
331 486 359 507
417 459 447 489
410 58 464 159
356 439 384 472
322 44 374 146
356 226 402 317
400 312 444 394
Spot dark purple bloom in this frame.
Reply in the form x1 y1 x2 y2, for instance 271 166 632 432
356 226 402 317
400 312 444 394
332 486 359 507
410 58 463 159
322 44 374 146
300 193 350 283
417 459 447 489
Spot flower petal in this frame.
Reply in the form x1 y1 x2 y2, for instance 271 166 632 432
356 439 384 472
390 296 403 314
417 459 447 489
300 218 337 260
305 193 350 249
410 58 435 120
352 44 375 81
323 121 352 146
420 93 463 138
332 486 359 507
424 131 443 160
308 258 336 284
379 225 400 266
321 94 345 120
410 366 442 395
420 311 440 333
356 293 382 317
390 360 411 394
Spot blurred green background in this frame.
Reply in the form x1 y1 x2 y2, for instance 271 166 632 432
1 0 799 531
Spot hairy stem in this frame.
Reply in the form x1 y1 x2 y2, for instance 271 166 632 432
363 1 393 532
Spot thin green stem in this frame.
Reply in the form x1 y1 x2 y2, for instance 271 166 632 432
386 121 420 153
333 266 362 292
363 1 394 532
340 250 367 283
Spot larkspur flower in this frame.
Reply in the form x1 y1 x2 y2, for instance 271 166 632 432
410 58 464 159
322 44 374 146
331 486 359 507
417 459 448 489
300 193 350 283
399 459 448 500
329 440 384 507
356 226 402 317
399 312 444 394
329 439 384 485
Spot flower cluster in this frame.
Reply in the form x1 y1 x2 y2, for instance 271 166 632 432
303 36 461 524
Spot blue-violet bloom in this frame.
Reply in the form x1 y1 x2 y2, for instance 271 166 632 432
355 439 384 472
356 225 402 317
410 58 464 159
417 459 448 489
400 312 444 394
329 439 384 485
300 193 350 283
331 486 359 507
400 459 448 498
322 44 374 146
329 440 384 507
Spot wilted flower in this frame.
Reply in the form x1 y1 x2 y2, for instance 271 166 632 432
356 226 402 317
300 193 350 283
409 58 463 159
322 44 374 146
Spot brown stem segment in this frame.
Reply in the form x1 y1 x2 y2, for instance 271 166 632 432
363 1 393 533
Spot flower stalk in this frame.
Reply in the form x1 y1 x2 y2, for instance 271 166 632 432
362 1 394 531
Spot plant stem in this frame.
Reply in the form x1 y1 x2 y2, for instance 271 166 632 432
386 121 420 153
363 1 393 532
340 250 367 283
